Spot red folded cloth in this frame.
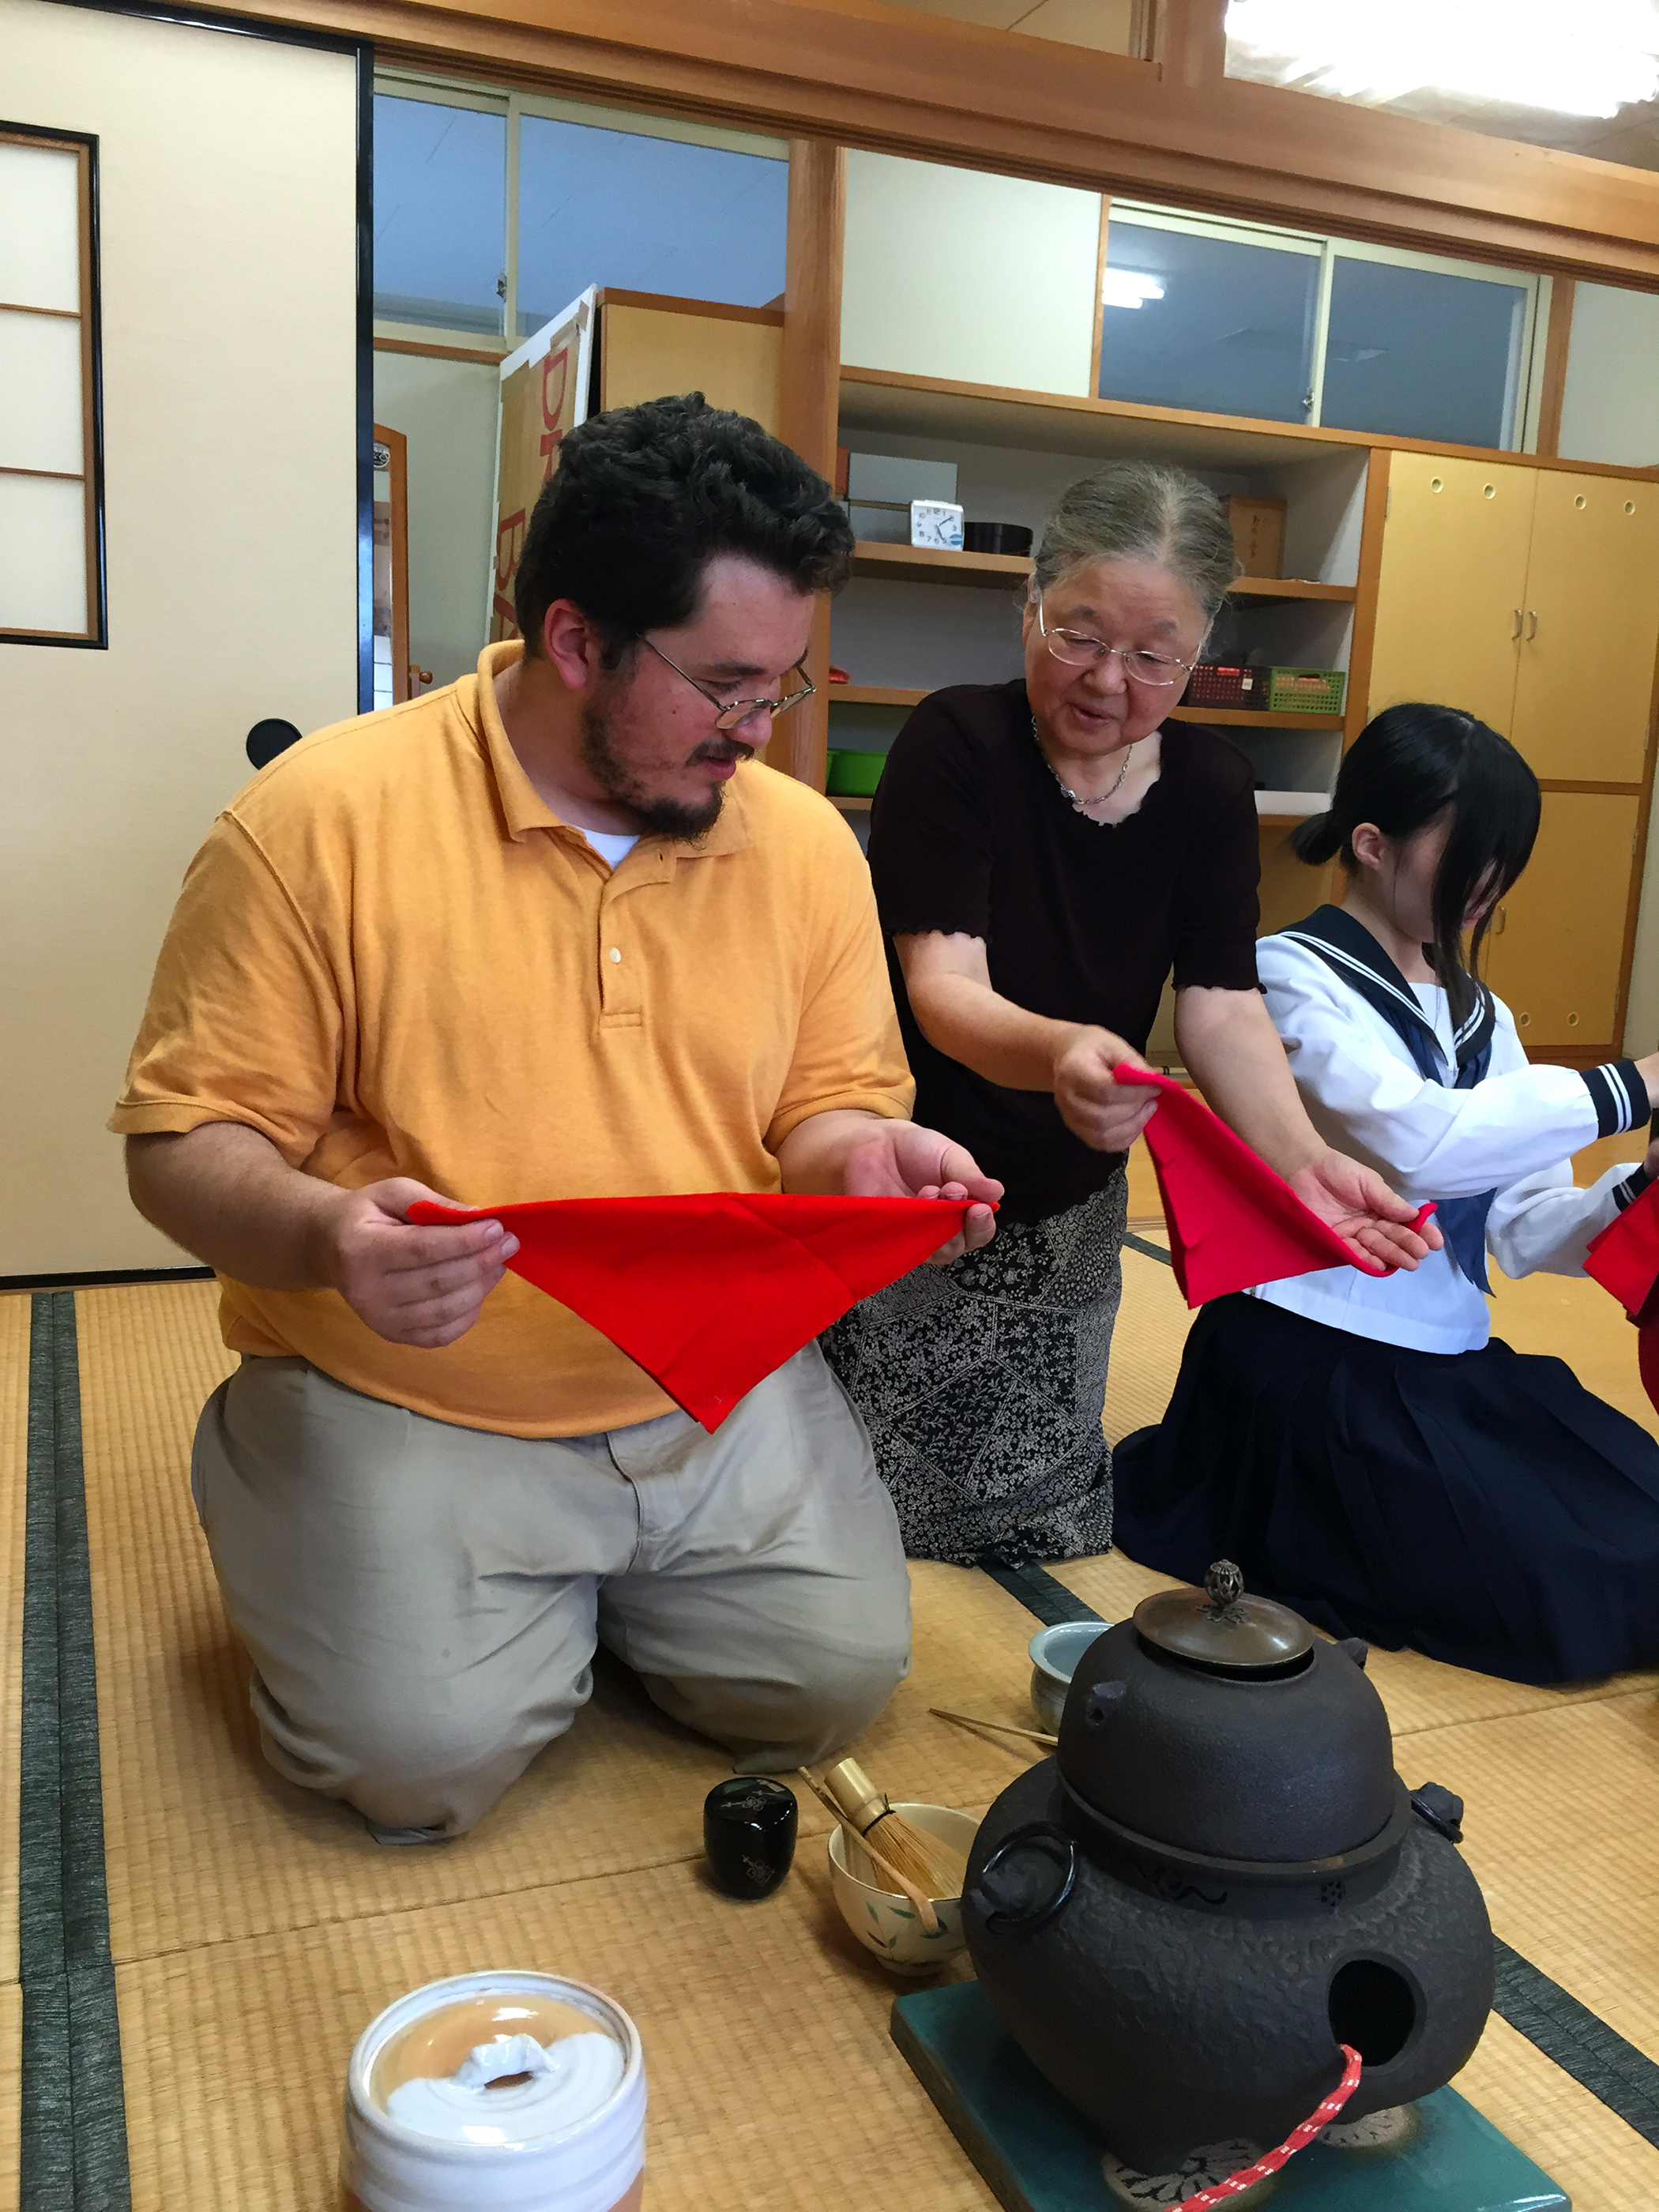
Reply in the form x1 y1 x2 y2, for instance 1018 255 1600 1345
408 1191 983 1431
1113 1066 1431 1306
1585 1183 1659 1416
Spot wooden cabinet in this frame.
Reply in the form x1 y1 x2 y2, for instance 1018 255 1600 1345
1367 453 1534 735
1480 792 1642 1055
1370 452 1659 784
1367 450 1659 1059
1509 472 1659 784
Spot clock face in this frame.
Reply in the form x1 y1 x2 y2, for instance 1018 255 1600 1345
911 501 964 551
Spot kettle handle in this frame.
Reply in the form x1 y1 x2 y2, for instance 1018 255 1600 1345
967 1821 1078 1937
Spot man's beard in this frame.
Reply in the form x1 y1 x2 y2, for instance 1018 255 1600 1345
579 700 754 841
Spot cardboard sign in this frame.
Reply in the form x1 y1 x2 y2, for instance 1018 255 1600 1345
488 287 596 645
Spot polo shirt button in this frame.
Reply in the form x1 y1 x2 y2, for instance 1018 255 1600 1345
608 946 623 963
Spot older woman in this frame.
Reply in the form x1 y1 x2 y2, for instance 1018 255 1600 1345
822 460 1434 1565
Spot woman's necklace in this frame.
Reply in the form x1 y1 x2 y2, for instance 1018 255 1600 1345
1033 714 1134 826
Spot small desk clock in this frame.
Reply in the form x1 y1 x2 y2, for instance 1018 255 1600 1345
911 499 965 551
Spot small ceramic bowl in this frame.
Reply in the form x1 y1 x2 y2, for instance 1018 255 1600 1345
1029 1619 1112 1734
827 1804 977 1974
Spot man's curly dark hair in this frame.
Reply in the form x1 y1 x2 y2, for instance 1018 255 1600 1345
514 392 854 657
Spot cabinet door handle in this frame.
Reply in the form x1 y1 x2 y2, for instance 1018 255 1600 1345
1493 902 1507 935
1527 610 1538 640
1512 608 1523 638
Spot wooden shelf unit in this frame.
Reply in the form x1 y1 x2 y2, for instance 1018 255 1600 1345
1168 708 1345 730
828 793 873 811
827 360 1659 1063
850 541 1030 586
833 688 1343 732
848 544 1355 607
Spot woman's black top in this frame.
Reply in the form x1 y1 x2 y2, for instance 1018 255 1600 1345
868 679 1262 1226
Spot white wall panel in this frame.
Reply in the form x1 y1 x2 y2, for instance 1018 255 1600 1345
841 151 1100 397
0 140 80 309
0 307 83 471
0 471 85 630
1558 282 1659 469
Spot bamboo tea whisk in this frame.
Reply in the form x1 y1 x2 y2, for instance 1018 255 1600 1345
820 1757 969 1898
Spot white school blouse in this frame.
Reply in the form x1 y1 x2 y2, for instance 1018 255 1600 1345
1249 931 1650 1354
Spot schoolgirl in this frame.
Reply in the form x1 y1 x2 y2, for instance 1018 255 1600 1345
1113 702 1659 1684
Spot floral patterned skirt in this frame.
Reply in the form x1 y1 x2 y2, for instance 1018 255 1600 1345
821 1176 1126 1567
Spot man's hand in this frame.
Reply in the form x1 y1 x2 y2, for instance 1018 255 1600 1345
1053 1029 1160 1154
319 1178 520 1347
1285 1150 1443 1274
777 1111 1002 1265
840 1122 1003 1264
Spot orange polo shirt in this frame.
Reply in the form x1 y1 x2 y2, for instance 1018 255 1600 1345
111 641 913 1435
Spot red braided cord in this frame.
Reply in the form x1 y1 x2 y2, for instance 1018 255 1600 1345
1176 2045 1364 2209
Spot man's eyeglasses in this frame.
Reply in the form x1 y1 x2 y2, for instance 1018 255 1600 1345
1035 596 1194 689
640 634 816 730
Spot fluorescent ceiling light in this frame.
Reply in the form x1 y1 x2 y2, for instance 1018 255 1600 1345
1225 0 1659 117
1102 269 1166 309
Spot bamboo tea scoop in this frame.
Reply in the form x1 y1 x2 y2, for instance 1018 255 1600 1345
930 1705 1059 1747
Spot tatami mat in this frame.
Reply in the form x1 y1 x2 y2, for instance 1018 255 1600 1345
28 1246 1659 2211
115 1856 995 2212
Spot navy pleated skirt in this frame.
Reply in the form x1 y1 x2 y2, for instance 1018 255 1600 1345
1112 1292 1659 1686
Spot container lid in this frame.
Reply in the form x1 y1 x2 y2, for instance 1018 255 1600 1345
1133 1559 1314 1674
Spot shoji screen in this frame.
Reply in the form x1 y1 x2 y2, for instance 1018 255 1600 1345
0 130 101 642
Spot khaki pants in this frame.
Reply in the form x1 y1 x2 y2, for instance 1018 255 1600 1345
190 1345 910 1841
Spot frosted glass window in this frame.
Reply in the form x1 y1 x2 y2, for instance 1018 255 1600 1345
1320 258 1530 449
1098 219 1319 423
373 95 506 334
0 310 85 472
0 143 81 310
517 118 786 335
0 472 87 634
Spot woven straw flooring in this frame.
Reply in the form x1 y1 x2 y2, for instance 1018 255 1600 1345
1 1246 1657 2206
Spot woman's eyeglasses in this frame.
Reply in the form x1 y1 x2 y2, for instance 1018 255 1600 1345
640 634 816 730
1036 597 1194 689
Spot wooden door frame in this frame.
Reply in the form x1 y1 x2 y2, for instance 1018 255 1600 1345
372 422 412 702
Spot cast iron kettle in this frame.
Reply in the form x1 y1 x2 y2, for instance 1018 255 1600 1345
962 1564 1494 2175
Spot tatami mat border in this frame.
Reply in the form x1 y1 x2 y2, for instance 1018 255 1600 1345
989 1552 1659 2157
21 1295 130 2212
1122 1233 1172 1267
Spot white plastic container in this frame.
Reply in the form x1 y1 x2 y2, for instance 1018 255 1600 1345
342 1970 647 2212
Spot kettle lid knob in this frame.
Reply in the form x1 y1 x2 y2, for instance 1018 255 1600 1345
1134 1560 1315 1674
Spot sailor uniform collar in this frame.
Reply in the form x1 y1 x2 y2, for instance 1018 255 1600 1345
1278 905 1495 1082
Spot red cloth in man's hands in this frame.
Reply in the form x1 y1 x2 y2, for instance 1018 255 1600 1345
408 1191 982 1431
1112 1066 1432 1306
1585 1183 1659 1418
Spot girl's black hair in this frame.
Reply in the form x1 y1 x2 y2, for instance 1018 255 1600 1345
1290 702 1540 1027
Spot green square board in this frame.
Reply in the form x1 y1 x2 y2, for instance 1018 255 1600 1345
892 1980 1569 2211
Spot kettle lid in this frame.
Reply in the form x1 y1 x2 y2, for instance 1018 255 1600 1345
1133 1560 1314 1674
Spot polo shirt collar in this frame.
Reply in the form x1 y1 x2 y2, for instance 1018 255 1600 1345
468 639 753 860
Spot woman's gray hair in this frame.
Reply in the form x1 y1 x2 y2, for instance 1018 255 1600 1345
1032 459 1239 624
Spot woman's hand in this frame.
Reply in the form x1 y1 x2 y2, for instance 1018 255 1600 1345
1285 1149 1444 1273
1052 1029 1161 1153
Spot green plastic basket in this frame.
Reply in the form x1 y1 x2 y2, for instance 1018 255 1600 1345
826 748 886 796
1264 666 1347 714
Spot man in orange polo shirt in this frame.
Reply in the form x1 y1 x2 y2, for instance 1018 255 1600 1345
112 395 1000 1841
